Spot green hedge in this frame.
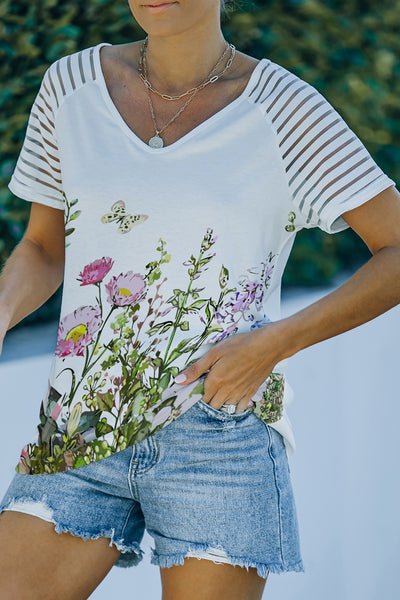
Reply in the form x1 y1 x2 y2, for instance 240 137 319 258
1 0 398 324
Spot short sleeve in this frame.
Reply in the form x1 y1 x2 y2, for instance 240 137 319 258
262 62 396 233
8 63 65 211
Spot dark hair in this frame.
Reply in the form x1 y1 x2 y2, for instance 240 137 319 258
220 0 240 16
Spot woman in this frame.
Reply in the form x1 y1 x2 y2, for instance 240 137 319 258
0 0 399 598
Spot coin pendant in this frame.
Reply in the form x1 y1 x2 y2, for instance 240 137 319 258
148 135 164 148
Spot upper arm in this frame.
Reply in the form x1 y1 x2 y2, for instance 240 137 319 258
24 202 65 268
7 61 66 269
7 63 64 212
341 185 400 254
260 61 396 234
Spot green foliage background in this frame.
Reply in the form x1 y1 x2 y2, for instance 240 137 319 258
0 0 398 325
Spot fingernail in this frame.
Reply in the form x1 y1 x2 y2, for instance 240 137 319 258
175 373 187 383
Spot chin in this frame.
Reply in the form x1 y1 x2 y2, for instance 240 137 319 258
138 24 185 39
131 2 205 37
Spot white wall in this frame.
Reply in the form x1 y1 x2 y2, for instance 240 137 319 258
1 286 399 600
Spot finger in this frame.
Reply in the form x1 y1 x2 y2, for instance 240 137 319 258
175 352 216 385
235 397 252 413
201 374 219 406
207 383 245 411
223 390 248 414
235 388 259 413
208 389 230 411
204 381 253 412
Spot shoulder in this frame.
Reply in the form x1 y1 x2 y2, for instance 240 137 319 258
41 43 105 110
246 57 338 138
229 50 260 78
246 57 319 107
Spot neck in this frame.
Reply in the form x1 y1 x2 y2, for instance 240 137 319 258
142 28 229 95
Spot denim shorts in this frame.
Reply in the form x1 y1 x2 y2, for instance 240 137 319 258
0 398 304 579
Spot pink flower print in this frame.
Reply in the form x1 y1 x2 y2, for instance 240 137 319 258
105 272 146 306
18 445 30 474
78 257 114 286
50 402 62 421
55 306 102 357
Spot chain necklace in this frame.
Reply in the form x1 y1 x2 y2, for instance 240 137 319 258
138 36 233 100
138 36 236 148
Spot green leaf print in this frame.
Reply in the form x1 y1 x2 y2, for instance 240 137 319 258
95 418 114 437
219 265 229 288
21 227 285 475
63 193 81 248
95 392 114 412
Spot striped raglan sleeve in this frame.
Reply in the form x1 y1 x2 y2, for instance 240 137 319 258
259 61 396 233
8 62 64 211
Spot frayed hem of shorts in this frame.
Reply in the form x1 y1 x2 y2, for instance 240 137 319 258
53 523 145 568
0 496 144 569
150 543 305 579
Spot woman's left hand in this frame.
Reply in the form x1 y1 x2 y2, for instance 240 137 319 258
174 325 283 413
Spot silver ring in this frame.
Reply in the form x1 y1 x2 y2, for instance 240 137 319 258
220 403 237 415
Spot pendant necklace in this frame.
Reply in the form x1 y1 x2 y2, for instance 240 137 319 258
137 36 236 148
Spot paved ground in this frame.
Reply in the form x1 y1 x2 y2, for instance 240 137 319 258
1 282 399 600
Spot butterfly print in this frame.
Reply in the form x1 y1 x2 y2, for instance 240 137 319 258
101 201 148 234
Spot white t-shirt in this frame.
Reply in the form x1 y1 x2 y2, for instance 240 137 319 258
8 42 395 474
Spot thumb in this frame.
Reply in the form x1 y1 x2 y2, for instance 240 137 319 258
174 353 213 385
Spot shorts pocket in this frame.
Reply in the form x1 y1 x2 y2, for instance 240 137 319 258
196 398 252 422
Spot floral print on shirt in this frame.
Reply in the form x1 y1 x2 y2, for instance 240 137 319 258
17 228 284 475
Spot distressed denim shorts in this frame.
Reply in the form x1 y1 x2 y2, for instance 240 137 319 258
0 399 304 579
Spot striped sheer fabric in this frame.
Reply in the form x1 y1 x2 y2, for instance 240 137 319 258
8 47 99 211
249 60 395 233
8 65 64 210
8 47 394 227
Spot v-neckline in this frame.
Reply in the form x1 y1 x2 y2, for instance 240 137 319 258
94 42 268 154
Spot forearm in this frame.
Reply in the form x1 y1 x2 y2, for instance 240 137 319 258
0 237 64 332
271 246 400 360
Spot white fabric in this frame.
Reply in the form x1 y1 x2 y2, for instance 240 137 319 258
8 42 395 471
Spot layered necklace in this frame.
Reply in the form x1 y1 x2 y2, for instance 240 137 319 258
137 36 236 148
